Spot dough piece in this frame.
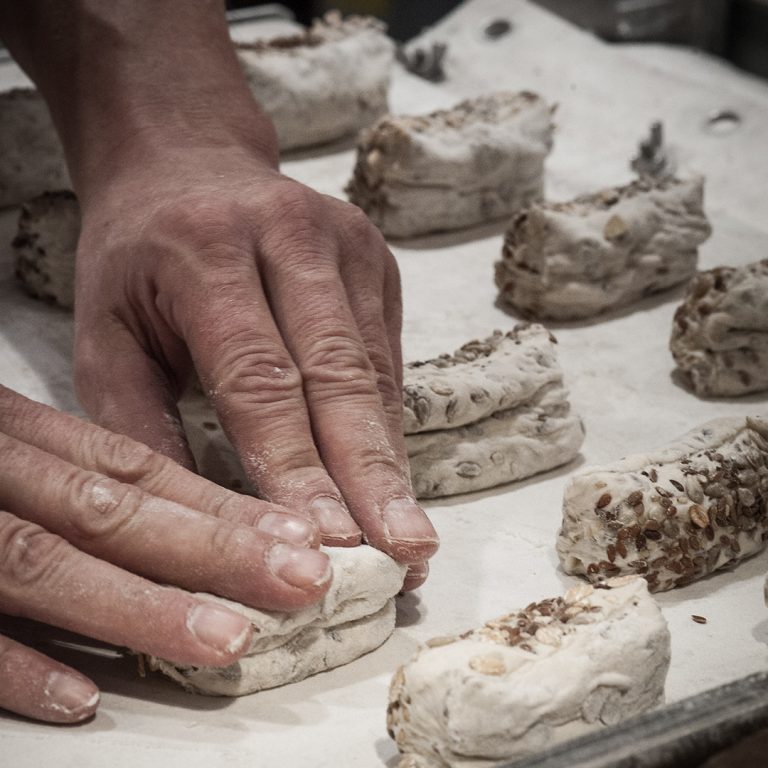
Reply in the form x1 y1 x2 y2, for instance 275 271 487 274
557 416 768 593
670 260 768 396
388 577 670 768
0 88 70 209
12 190 79 308
495 177 712 320
150 546 406 695
236 13 394 150
404 325 584 498
346 91 554 238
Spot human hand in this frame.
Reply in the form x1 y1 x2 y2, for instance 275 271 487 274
72 143 438 591
0 385 330 723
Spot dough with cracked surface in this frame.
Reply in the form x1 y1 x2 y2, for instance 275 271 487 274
670 260 768 396
404 326 583 498
557 416 768 592
388 577 670 768
495 177 712 320
346 91 554 238
150 545 406 695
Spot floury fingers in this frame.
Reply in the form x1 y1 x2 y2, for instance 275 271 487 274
346 91 555 238
388 578 670 768
495 177 712 321
557 416 768 592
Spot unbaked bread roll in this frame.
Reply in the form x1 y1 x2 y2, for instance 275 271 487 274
557 416 768 592
404 326 583 498
388 577 670 768
670 260 768 397
236 12 393 150
150 546 406 695
495 177 712 321
346 91 555 238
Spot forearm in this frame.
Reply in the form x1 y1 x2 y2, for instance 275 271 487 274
0 0 278 197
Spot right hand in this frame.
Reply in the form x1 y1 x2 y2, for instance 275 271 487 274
0 384 330 724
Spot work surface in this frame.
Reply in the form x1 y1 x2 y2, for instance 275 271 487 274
2 1 768 766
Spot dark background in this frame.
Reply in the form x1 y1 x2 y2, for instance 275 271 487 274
226 0 768 80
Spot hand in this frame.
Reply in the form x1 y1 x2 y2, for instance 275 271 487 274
72 143 438 590
0 385 330 723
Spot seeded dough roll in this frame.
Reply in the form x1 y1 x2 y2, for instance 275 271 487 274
671 260 768 397
495 177 712 321
150 546 406 695
237 13 393 150
388 577 670 768
346 91 555 238
557 416 768 592
403 326 584 498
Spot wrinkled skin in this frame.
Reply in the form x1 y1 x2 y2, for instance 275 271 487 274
0 0 438 724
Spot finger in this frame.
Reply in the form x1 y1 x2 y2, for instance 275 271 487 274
73 317 196 468
0 511 252 667
0 633 99 724
260 224 438 565
0 385 319 545
0 434 330 610
402 561 429 592
167 260 363 546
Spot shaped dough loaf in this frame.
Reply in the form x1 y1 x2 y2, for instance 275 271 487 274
346 91 554 238
495 177 712 320
404 326 584 498
150 546 406 695
670 260 768 396
388 577 670 768
557 416 768 592
236 13 393 150
0 14 392 208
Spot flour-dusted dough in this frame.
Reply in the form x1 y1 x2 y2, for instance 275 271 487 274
495 177 712 321
237 13 394 150
558 416 768 593
388 577 670 768
346 91 554 238
12 191 78 308
404 326 584 498
0 89 70 209
150 546 406 695
670 260 768 397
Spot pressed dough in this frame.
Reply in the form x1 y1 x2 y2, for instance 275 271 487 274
557 416 768 592
346 91 554 238
150 545 406 695
670 259 768 397
495 177 712 320
388 577 670 768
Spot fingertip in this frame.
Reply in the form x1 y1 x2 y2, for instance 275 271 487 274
267 543 332 594
376 497 440 563
186 603 253 665
309 496 362 543
401 561 429 592
256 511 322 547
44 671 100 723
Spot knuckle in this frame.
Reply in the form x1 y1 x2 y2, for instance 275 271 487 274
89 432 164 485
0 513 69 590
67 476 143 541
208 331 304 405
301 335 377 392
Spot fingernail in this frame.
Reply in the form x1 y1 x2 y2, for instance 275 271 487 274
309 497 361 541
46 672 100 717
187 604 252 655
268 543 332 589
382 498 438 542
257 511 317 545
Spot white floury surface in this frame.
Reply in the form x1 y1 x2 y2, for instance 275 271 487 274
1 1 768 766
